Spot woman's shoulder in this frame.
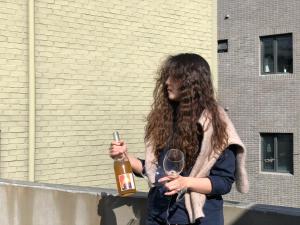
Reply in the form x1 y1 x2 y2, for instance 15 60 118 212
217 145 237 162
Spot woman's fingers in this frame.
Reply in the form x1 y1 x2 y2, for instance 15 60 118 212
158 175 177 183
112 140 124 146
164 190 179 196
165 180 179 190
158 177 171 183
110 146 124 155
109 140 127 158
164 180 181 196
159 175 186 196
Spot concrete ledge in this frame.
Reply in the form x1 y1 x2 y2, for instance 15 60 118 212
0 179 299 225
0 179 147 225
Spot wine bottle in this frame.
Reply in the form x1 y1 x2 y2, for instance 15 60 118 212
113 131 136 196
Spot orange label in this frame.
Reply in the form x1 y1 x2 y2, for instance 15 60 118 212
118 173 135 191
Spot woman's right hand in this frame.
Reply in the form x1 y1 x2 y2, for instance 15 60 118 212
109 140 128 159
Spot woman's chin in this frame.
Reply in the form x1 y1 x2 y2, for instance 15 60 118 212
168 96 179 102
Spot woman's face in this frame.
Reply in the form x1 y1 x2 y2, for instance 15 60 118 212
165 76 181 101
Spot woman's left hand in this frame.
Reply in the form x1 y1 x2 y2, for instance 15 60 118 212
158 175 188 196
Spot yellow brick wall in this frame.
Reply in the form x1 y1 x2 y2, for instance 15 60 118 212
0 1 29 180
1 0 216 191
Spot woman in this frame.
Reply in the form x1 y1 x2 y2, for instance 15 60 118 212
109 53 249 225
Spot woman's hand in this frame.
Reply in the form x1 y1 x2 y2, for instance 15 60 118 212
109 140 128 159
158 175 189 196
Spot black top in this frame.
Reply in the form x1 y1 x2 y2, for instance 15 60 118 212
135 146 237 225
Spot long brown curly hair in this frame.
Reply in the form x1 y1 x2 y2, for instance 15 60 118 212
145 53 228 171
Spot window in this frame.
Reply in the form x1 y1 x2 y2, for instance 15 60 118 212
218 39 228 53
261 34 293 74
261 133 293 174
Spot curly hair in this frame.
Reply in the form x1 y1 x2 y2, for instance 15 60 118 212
145 53 228 171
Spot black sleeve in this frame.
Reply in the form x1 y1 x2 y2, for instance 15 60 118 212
207 146 237 195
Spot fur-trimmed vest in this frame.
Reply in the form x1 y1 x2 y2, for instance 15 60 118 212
145 107 249 223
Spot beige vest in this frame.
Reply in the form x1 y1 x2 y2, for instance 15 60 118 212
145 107 249 223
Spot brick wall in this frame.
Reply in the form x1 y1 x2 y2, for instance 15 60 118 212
1 0 217 191
218 0 300 207
0 1 29 180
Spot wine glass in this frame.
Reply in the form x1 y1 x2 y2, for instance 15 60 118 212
163 148 185 176
163 148 186 201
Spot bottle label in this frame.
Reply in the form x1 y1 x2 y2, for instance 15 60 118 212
118 173 135 191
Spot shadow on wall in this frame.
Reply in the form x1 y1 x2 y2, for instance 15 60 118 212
224 203 300 225
98 193 147 225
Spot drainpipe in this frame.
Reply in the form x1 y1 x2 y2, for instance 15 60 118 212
28 0 35 182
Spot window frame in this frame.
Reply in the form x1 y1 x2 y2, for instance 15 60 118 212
260 33 293 75
260 133 293 174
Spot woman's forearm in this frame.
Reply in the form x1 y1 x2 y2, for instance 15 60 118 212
127 154 143 175
185 177 212 194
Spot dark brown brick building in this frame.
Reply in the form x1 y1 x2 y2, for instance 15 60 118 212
218 0 300 208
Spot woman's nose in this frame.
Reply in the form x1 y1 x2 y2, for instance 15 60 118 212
166 77 170 85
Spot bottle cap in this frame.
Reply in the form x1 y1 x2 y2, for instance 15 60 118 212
113 131 120 142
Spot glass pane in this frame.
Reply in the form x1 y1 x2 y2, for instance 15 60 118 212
262 38 274 73
277 35 293 73
277 134 293 173
218 40 228 53
261 134 275 171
